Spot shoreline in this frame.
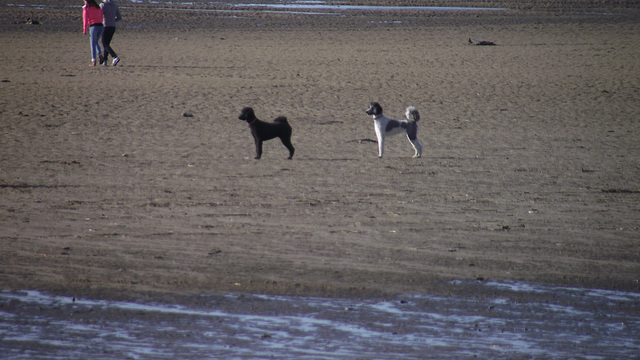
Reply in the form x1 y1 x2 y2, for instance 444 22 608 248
2 0 640 32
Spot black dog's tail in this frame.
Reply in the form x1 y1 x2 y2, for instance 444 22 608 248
274 116 289 124
405 106 420 122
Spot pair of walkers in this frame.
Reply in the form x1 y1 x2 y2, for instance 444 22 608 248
83 0 121 67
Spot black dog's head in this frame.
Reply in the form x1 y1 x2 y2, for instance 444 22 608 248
365 102 383 116
238 107 257 122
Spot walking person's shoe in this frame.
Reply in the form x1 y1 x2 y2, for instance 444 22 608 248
103 57 108 67
99 55 105 65
91 60 96 66
112 57 120 67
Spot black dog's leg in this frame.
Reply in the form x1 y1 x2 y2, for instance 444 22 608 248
254 138 263 159
280 137 295 159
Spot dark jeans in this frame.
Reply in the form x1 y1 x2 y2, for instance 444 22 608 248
102 26 118 59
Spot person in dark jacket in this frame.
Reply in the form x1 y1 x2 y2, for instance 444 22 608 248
100 0 122 66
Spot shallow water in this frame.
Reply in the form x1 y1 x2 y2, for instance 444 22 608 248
1 281 638 359
6 0 508 13
225 1 508 12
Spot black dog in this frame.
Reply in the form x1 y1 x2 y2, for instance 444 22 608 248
238 107 295 159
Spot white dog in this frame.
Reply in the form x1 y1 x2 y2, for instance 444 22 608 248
365 102 422 158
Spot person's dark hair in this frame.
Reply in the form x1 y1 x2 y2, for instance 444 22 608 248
86 0 100 8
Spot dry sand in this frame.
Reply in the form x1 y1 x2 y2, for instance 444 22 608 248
1 1 639 301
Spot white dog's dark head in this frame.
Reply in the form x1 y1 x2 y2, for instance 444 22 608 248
365 102 383 117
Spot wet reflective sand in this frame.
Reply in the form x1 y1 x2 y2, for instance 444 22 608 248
2 281 638 359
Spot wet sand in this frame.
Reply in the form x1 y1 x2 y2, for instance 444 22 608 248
1 0 639 301
2 283 639 359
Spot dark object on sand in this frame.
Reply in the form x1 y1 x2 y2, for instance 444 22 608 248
469 37 496 46
16 18 40 25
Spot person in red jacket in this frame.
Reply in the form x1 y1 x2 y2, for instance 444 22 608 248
83 0 104 66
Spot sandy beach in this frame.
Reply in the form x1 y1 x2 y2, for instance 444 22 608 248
1 0 639 302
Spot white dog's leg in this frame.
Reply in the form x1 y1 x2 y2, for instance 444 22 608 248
377 137 385 158
374 126 385 158
409 136 422 158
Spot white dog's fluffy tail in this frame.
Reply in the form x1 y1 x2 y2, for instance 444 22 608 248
405 106 420 122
